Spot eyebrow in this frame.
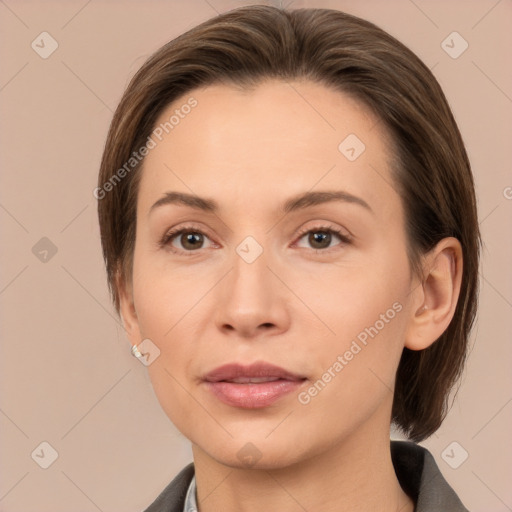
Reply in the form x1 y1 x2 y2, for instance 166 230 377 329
149 190 373 216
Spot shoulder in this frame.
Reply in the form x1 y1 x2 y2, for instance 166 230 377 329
391 440 470 511
142 462 195 512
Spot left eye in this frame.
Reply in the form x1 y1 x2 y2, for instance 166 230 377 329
295 227 349 250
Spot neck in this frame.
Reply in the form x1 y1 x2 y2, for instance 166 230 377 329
192 421 414 512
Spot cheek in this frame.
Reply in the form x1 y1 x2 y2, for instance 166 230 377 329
294 249 409 340
295 283 408 439
131 247 207 337
132 273 199 430
296 247 411 390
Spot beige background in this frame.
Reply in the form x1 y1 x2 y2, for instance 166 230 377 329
0 0 511 511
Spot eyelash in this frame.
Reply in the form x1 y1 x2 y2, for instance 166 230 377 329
159 223 352 256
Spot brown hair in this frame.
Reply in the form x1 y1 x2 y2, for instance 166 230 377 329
97 5 480 442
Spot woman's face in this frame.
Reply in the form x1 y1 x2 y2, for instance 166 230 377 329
123 80 422 468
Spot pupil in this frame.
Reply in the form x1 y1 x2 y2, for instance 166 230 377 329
182 232 203 249
310 231 330 249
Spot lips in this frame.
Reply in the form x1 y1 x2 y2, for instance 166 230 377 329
203 362 307 408
203 362 305 383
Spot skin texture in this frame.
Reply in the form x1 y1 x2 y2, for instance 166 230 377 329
119 80 463 512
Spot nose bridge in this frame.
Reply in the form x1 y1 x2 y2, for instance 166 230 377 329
214 233 288 335
230 235 273 305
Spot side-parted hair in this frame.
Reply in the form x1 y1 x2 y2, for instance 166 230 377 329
97 6 480 442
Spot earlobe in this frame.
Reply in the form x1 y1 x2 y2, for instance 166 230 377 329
405 237 463 351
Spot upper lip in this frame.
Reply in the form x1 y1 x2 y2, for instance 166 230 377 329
203 362 306 383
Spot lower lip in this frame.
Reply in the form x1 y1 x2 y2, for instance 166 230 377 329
204 379 306 408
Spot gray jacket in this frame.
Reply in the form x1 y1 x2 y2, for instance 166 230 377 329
143 441 469 511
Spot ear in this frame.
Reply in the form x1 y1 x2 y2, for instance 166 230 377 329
405 237 463 351
116 268 142 348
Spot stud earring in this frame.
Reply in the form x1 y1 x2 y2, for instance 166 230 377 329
131 344 143 359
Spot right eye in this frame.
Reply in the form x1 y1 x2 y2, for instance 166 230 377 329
160 226 216 254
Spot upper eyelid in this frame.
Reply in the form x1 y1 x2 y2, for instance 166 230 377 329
295 222 350 237
163 223 345 238
162 223 214 242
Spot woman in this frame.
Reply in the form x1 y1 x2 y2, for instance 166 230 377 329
96 5 480 511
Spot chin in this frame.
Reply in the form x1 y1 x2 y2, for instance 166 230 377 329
195 434 315 471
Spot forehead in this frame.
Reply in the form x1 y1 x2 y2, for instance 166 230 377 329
137 80 398 216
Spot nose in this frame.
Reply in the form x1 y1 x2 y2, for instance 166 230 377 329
214 243 290 339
